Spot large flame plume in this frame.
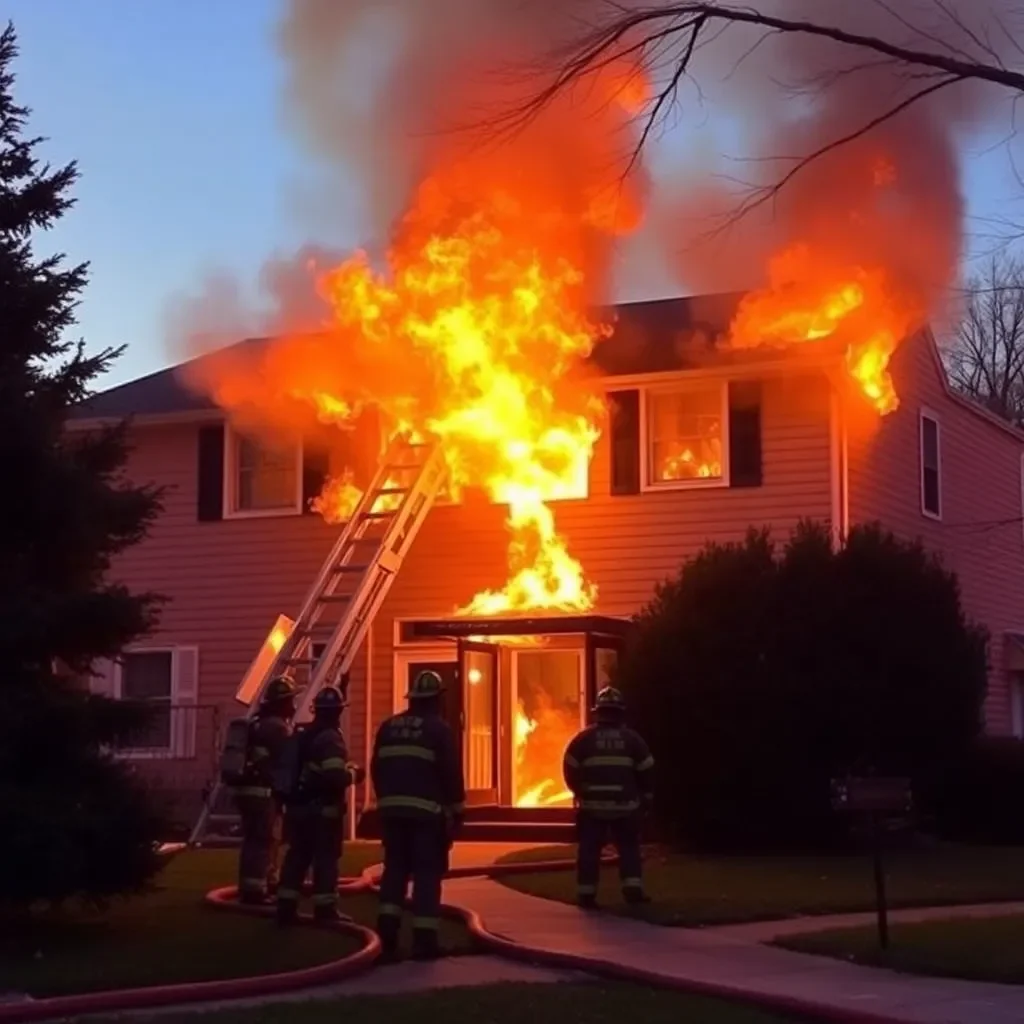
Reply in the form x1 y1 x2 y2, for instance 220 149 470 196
182 2 652 614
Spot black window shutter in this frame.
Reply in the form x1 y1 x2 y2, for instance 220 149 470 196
196 424 225 522
608 389 641 496
302 443 331 515
728 381 763 488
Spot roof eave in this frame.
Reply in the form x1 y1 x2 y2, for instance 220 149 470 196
66 408 224 432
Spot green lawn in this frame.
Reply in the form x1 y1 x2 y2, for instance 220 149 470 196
495 843 1024 926
0 845 474 998
104 981 819 1024
777 914 1024 985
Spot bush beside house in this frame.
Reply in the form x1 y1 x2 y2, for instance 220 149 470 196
617 521 989 851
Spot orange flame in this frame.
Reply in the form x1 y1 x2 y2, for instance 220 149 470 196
513 700 574 808
728 243 920 415
195 158 618 614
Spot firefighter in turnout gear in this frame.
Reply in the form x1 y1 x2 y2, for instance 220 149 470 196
276 686 366 925
371 669 466 960
563 686 654 908
235 676 295 905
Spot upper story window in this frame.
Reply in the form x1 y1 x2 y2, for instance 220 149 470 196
225 427 303 518
643 382 728 489
919 409 941 519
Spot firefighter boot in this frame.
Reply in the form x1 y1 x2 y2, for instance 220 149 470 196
411 927 441 961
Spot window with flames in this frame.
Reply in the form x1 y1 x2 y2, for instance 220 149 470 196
646 385 725 485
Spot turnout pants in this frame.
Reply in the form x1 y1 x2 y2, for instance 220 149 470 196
276 806 343 919
236 793 281 898
576 812 644 901
377 816 447 953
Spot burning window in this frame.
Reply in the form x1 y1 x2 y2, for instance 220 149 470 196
513 649 581 807
646 384 725 486
228 429 301 515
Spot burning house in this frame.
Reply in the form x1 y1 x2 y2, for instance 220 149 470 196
66 1 1024 837
69 287 1024 839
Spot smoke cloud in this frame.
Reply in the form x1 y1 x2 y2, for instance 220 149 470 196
628 0 1019 325
169 0 1020 385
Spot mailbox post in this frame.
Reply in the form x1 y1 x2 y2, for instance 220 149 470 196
830 775 912 950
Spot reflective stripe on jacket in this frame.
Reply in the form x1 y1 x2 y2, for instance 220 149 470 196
563 724 654 818
296 725 356 816
371 712 466 820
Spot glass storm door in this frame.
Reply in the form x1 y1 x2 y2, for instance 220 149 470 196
456 640 499 805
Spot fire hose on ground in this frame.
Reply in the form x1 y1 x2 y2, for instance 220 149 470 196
0 852 918 1024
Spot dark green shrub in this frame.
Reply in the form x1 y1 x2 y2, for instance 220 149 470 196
617 521 987 851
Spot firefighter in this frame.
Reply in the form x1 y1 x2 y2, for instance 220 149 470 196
563 686 654 908
371 669 466 960
276 686 365 925
236 676 295 905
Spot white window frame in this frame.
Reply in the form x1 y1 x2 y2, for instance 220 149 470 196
223 425 304 520
919 408 942 521
113 647 191 759
1012 673 1024 740
1019 453 1024 548
640 380 730 492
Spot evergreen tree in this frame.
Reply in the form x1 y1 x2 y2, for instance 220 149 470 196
0 22 166 918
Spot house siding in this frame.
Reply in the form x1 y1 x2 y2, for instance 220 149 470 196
109 370 834 811
368 371 834 737
110 423 371 812
847 332 1024 734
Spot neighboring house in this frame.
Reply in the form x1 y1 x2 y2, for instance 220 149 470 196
69 293 1024 833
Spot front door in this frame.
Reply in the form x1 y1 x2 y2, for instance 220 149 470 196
455 640 499 806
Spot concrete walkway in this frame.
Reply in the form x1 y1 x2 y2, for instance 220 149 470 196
447 873 1024 1024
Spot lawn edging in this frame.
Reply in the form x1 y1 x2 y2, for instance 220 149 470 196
0 880 380 1024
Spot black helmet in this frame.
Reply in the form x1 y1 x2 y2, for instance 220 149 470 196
592 686 626 713
313 686 346 714
262 676 296 706
406 669 445 701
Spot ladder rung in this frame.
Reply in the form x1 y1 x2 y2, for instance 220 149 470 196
376 487 407 496
317 593 352 605
330 563 370 575
363 510 395 519
283 656 318 666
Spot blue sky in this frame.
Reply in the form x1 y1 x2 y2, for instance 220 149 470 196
8 1 1019 389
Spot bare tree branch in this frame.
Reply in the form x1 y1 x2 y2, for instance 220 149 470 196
712 73 965 230
945 252 1024 425
486 2 1024 227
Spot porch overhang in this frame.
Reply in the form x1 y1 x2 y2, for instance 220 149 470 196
403 613 632 641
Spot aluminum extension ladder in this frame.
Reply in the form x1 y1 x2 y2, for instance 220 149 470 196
188 432 448 847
